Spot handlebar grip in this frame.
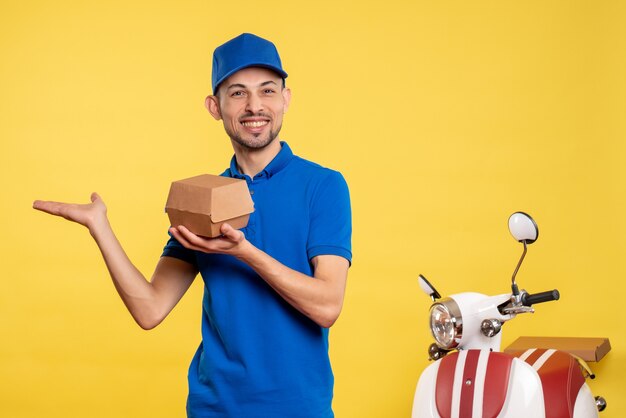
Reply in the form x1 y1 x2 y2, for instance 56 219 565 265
522 289 560 306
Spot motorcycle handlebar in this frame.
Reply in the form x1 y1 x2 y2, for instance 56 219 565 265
522 289 560 306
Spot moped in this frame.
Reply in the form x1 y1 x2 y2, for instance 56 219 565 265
412 212 607 418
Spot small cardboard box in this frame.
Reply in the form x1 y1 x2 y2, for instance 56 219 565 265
504 336 611 362
165 174 254 238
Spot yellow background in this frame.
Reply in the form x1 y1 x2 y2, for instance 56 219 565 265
2 0 624 417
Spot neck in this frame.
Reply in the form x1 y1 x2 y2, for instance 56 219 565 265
231 139 282 177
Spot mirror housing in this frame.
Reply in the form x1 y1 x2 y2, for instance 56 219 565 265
508 212 539 244
418 274 442 301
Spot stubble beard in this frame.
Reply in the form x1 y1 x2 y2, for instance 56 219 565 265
226 121 283 151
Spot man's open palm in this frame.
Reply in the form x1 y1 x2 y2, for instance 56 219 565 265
33 192 107 232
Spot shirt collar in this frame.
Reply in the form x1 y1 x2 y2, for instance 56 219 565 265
229 141 294 180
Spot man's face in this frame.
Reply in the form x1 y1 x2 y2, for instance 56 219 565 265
207 67 291 150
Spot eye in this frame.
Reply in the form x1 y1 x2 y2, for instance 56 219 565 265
263 88 276 94
230 90 246 97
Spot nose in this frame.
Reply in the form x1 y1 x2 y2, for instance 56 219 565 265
245 93 264 114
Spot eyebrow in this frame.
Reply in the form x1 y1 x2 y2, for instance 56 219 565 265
225 80 280 91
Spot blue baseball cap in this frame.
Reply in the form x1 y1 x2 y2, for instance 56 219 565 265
212 33 288 94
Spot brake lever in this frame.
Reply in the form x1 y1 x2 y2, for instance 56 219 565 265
500 290 535 315
502 305 535 315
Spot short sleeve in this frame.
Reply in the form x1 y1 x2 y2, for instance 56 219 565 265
306 171 352 264
161 231 198 268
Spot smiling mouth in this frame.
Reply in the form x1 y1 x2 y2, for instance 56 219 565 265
241 120 269 128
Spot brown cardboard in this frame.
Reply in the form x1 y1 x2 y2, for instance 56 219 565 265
165 174 254 238
504 336 611 362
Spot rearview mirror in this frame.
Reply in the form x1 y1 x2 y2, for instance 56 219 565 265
508 212 538 244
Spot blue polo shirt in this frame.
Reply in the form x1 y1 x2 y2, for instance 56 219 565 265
162 142 352 418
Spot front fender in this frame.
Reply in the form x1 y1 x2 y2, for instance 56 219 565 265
412 350 545 418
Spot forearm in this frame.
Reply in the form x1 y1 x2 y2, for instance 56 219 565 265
237 243 347 328
90 219 162 329
169 224 348 327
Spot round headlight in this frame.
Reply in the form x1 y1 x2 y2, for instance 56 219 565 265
429 298 462 349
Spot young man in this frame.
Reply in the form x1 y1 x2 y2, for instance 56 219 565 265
33 33 352 418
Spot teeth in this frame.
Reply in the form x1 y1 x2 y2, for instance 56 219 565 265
242 121 268 128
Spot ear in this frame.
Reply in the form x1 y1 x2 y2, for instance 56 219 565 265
205 95 222 120
282 87 292 114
